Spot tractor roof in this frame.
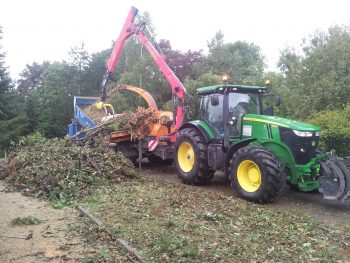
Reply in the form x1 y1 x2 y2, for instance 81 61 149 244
196 85 266 95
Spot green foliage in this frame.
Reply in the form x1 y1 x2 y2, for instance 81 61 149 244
84 48 111 97
17 61 50 97
17 131 46 146
82 247 113 263
11 216 40 226
35 62 75 137
158 39 205 82
0 26 21 156
0 114 29 152
275 26 350 156
309 104 350 155
0 27 13 116
263 71 296 118
278 25 350 119
207 32 265 85
69 42 92 96
183 72 221 118
115 37 172 110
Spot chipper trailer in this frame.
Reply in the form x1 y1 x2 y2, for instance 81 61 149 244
68 6 350 203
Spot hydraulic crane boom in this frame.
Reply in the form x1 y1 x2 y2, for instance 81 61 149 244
99 6 188 133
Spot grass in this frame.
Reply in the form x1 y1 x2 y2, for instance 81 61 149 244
79 177 350 262
11 216 40 226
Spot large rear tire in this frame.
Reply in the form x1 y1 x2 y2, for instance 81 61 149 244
174 128 213 185
231 146 286 203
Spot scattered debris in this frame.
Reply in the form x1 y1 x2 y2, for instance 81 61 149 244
77 205 148 263
82 178 350 262
43 249 64 259
0 231 33 240
8 252 44 262
77 206 103 226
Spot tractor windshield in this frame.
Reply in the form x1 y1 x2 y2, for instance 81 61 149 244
201 92 259 137
228 93 259 115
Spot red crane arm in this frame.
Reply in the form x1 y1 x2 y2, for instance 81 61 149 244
135 30 186 128
100 6 188 132
106 7 138 72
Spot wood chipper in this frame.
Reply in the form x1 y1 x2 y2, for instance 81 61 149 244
68 6 350 203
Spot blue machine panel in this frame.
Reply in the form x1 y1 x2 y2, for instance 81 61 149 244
67 96 100 137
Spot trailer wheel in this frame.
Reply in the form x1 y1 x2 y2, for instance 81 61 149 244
175 128 213 185
231 146 286 203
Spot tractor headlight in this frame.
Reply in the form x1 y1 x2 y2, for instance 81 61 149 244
293 130 313 137
315 131 320 137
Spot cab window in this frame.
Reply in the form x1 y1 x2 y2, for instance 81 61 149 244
228 93 259 115
201 94 224 136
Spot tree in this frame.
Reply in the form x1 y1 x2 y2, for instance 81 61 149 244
36 62 75 138
278 25 350 119
0 26 14 120
0 26 30 155
207 31 224 52
84 48 111 96
158 39 204 82
17 61 50 97
69 42 91 96
207 33 265 85
181 72 221 118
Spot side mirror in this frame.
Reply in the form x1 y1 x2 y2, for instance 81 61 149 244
210 95 219 106
275 95 281 106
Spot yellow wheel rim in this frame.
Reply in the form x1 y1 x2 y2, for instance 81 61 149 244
237 160 262 192
177 142 195 173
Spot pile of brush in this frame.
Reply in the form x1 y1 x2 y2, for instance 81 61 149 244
0 107 160 204
74 106 160 143
0 132 137 202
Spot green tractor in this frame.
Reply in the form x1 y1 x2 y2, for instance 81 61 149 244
174 83 350 203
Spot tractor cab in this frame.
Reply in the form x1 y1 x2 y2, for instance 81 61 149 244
197 84 277 139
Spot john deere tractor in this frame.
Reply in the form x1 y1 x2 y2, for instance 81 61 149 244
174 83 350 203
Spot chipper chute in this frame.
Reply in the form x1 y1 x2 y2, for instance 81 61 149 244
87 85 158 123
319 153 350 201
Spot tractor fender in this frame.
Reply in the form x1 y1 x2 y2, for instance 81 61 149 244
260 141 296 172
224 138 257 179
179 122 213 143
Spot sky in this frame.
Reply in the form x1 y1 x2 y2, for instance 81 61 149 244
1 0 350 79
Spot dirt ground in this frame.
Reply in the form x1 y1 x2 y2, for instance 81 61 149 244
0 182 82 263
142 162 350 226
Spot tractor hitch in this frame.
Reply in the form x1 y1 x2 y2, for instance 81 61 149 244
319 153 350 202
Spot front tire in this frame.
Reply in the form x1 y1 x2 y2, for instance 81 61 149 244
231 146 286 203
174 128 213 185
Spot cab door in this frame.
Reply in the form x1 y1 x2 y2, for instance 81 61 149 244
227 92 260 138
200 94 224 137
